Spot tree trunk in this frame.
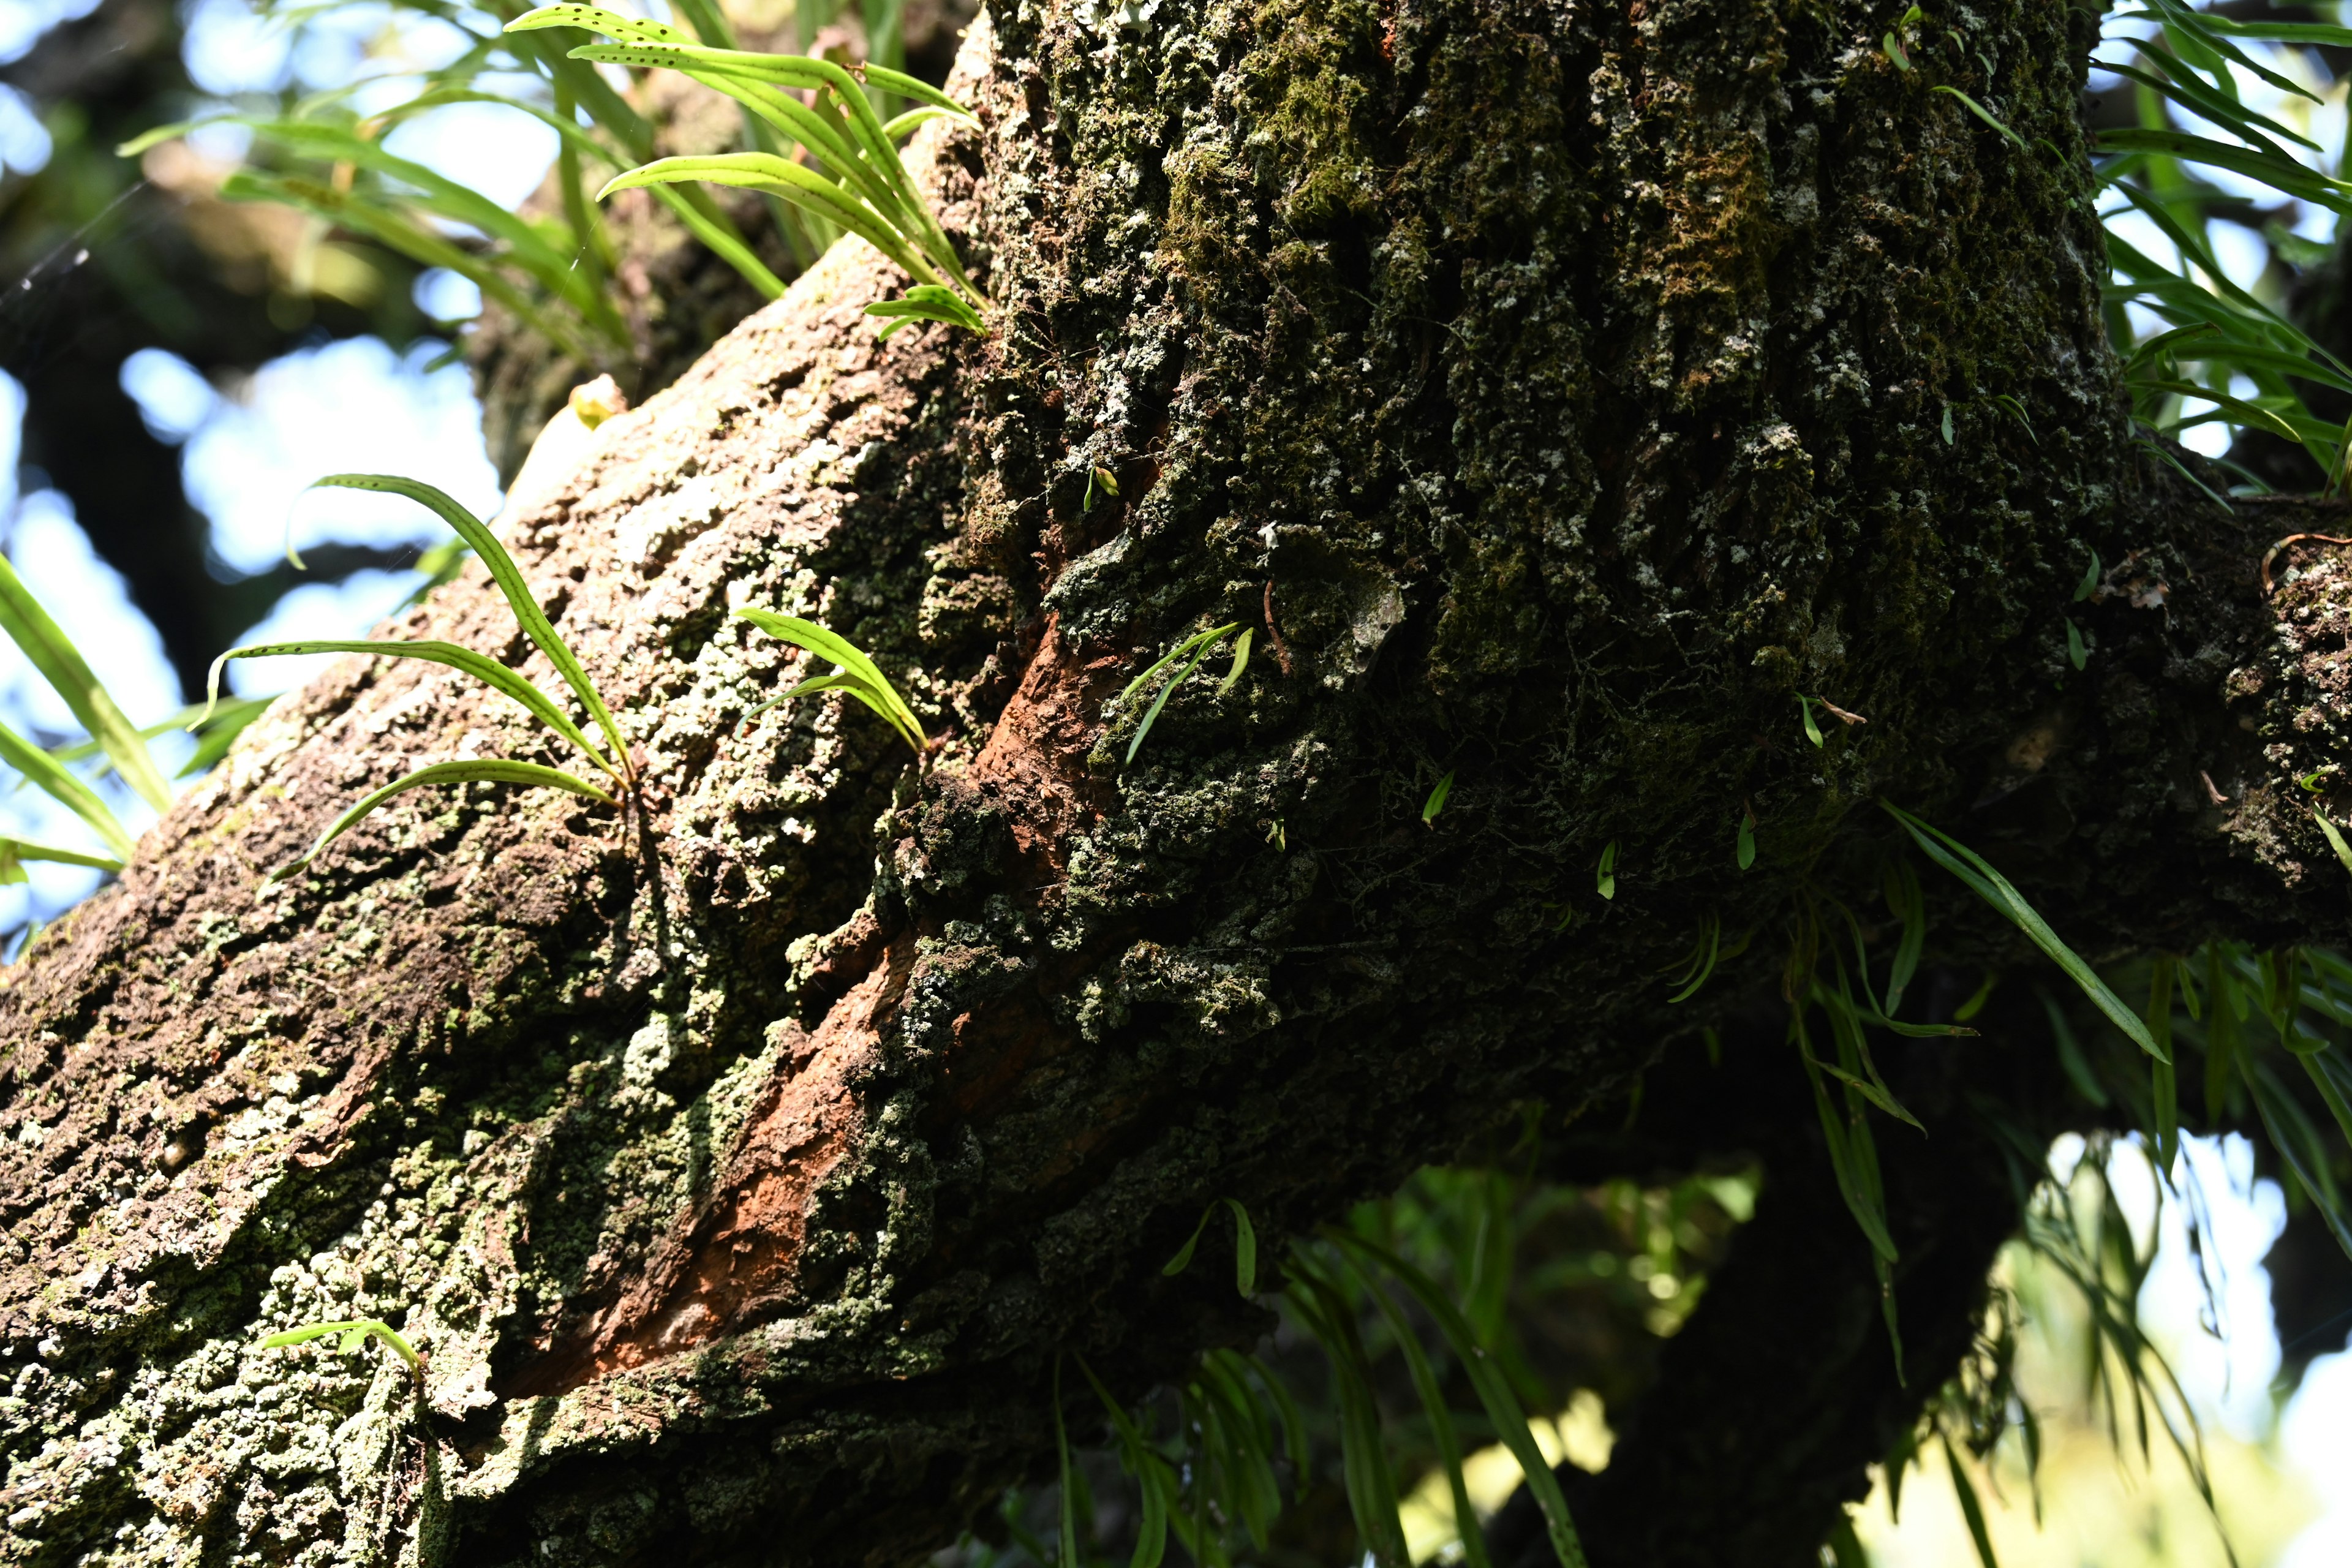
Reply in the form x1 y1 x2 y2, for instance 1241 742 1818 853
2 3 2344 1566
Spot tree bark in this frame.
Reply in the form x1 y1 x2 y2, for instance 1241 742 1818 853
3 2 2348 1566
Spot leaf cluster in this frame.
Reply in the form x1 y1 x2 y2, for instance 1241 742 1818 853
205 475 627 885
505 3 987 333
735 608 928 755
2091 1 2352 486
0 554 270 910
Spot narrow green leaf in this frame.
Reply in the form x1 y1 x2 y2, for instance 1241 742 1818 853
2065 619 2089 670
1076 1356 1176 1568
2316 811 2352 878
2099 128 2352 214
2205 948 2241 1119
1597 839 1617 900
1164 1204 1215 1276
1813 981 1928 1130
745 671 918 749
1796 1011 1902 1261
259 1317 421 1368
2149 962 2179 1171
202 639 616 777
1933 85 2029 149
1287 1270 1410 1568
292 127 592 291
2075 551 2101 602
1423 770 1455 824
0 554 172 813
1189 1358 1283 1547
1325 1232 1591 1568
2138 379 2309 444
2241 1053 2352 1259
598 150 953 297
1800 694 1825 748
2148 0 2323 101
0 720 135 861
864 284 986 337
736 609 926 754
2096 57 2321 153
1945 1439 2001 1568
1053 1356 1081 1568
2040 988 2111 1108
2197 17 2352 50
1882 801 2163 1060
1224 1197 1257 1297
601 55 886 218
1218 628 1253 697
507 3 684 43
268 759 615 884
1241 1353 1313 1504
861 62 981 126
1877 1251 1906 1386
0 835 122 876
1736 810 1756 870
221 172 603 364
311 477 629 770
1331 1251 1493 1568
1666 916 1722 1005
2299 1046 2352 1155
178 695 274 780
1124 626 1233 764
1883 859 1926 1015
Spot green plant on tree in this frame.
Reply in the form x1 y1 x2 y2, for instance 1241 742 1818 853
201 475 631 885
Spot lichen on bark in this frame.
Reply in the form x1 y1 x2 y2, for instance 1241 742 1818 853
2 2 2349 1566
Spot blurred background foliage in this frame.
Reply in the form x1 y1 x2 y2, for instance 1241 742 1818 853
0 1 2350 1565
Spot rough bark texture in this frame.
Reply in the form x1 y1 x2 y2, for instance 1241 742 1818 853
4 2 2350 1566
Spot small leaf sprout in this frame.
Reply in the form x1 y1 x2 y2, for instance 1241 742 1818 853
1162 1196 1257 1298
1422 771 1455 824
258 1317 423 1375
734 609 928 756
1118 622 1248 764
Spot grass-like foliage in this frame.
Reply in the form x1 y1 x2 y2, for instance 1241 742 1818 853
505 3 987 334
116 0 805 362
1767 798 2352 1397
1118 622 1249 764
1422 771 1455 824
2090 1 2352 484
1882 802 2160 1058
1319 1230 1590 1568
0 556 271 891
260 1317 423 1373
735 608 927 756
1883 0 2352 482
1055 1196 1589 1568
1161 1196 1257 1296
203 475 628 884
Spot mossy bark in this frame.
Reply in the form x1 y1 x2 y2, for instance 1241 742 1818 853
1 3 2345 1566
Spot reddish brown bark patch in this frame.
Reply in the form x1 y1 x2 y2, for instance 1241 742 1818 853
971 614 1125 865
503 934 913 1395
